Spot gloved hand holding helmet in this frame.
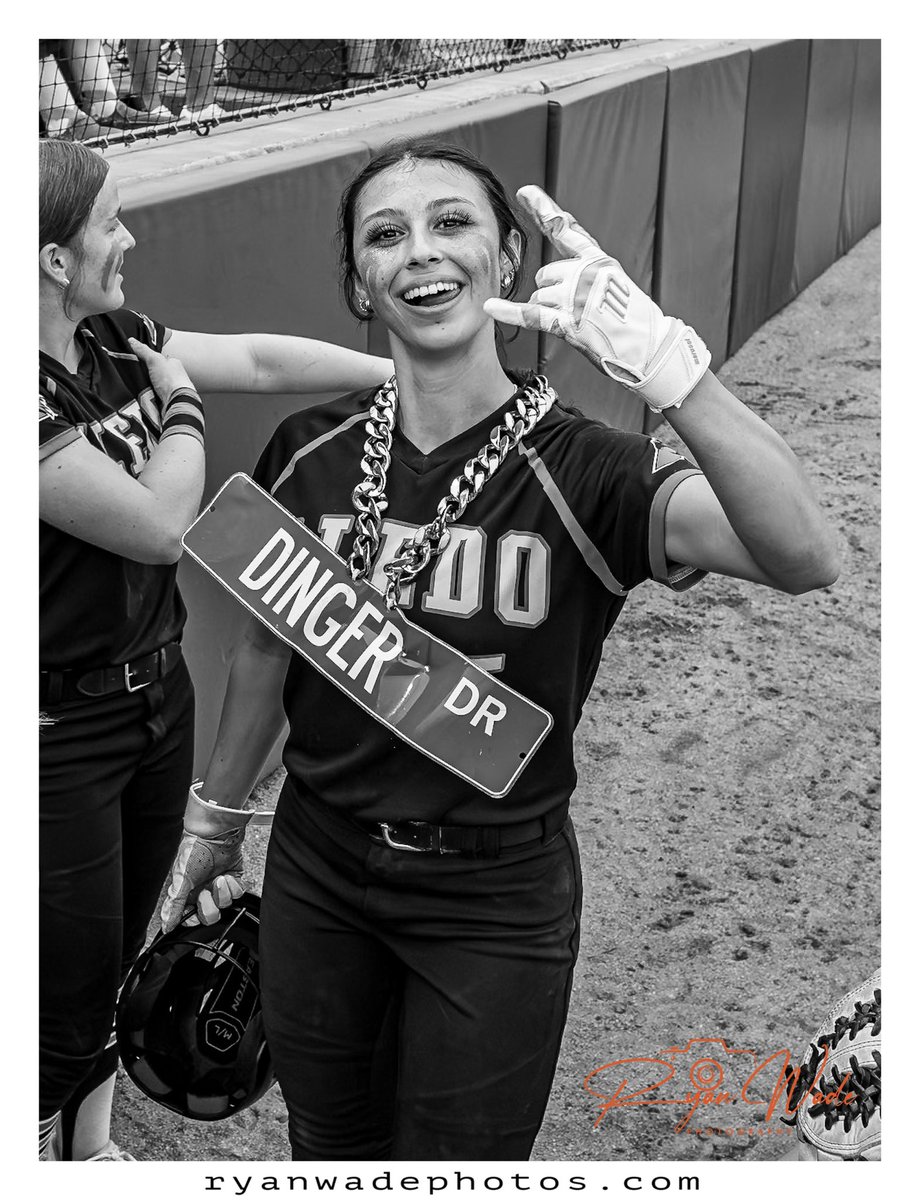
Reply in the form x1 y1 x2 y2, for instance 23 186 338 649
160 783 273 933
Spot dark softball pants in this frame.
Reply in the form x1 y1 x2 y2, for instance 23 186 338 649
260 783 583 1161
39 660 194 1126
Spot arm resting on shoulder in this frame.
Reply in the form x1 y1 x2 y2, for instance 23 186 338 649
165 329 393 396
663 372 840 594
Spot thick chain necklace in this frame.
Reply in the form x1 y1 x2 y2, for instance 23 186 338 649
348 374 557 608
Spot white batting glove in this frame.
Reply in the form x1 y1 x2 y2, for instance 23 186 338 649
160 784 252 933
483 186 711 413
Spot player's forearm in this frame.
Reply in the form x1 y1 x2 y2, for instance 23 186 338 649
201 632 291 809
166 330 392 396
665 372 839 592
40 430 206 566
247 335 393 395
134 434 207 559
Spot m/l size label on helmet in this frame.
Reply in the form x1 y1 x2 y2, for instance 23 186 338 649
182 474 553 798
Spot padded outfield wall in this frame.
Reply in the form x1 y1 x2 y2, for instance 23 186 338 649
113 39 880 770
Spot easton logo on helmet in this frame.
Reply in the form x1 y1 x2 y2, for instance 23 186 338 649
201 949 259 1055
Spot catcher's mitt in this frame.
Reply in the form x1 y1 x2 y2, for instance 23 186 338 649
782 969 881 1160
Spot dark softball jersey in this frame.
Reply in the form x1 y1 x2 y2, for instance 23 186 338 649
39 308 186 672
253 382 707 826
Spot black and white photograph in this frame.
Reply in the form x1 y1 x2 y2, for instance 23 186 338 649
33 21 886 1195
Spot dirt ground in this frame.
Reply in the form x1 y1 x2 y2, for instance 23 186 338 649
112 227 880 1163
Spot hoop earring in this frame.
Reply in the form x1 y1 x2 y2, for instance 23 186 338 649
358 296 373 316
500 271 514 293
59 277 71 291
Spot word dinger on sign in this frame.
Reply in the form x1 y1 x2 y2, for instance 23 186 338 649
182 475 553 797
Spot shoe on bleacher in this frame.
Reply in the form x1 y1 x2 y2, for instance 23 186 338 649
182 103 227 125
84 1140 137 1161
111 99 177 127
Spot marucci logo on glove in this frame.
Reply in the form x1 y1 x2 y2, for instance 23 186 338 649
182 475 553 797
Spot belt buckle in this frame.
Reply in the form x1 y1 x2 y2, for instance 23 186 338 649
124 661 151 693
379 821 434 853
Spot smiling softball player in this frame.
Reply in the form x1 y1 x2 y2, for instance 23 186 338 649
160 137 839 1161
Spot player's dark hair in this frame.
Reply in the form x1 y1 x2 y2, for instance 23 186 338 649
337 137 528 323
39 139 109 250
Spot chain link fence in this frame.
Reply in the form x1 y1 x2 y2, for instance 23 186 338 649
39 39 627 147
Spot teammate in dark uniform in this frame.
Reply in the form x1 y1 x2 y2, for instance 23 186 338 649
38 139 391 1162
162 139 839 1160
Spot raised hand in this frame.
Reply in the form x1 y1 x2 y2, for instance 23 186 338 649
483 186 711 412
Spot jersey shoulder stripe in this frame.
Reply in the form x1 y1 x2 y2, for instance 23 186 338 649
270 409 369 494
260 389 376 493
516 440 627 596
99 308 163 351
137 310 159 346
526 400 706 594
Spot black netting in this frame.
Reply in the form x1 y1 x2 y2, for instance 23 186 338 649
38 39 627 146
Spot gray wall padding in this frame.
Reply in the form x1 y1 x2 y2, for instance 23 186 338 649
838 39 882 255
656 44 750 374
793 41 859 294
728 40 811 357
542 64 668 431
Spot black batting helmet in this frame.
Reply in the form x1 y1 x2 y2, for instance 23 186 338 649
116 892 274 1120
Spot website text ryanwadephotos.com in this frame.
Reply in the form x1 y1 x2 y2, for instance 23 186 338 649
201 1172 703 1194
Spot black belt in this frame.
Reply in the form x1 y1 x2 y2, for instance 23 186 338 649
40 642 182 705
359 802 568 858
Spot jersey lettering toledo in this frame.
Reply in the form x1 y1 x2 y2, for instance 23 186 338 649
39 309 186 672
254 385 706 824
